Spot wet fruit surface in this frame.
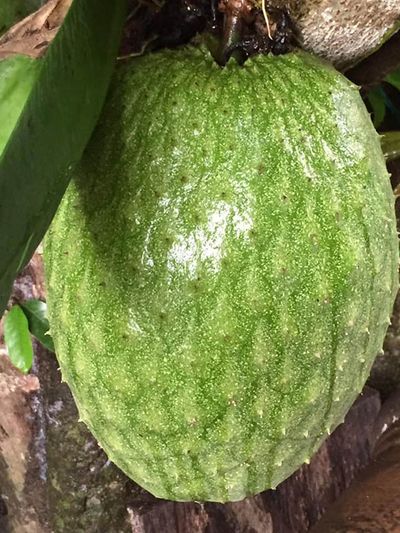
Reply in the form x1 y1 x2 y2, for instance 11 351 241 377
45 47 398 502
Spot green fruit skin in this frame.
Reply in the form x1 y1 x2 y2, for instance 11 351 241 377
44 47 399 502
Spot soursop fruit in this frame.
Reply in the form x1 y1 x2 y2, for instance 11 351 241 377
44 47 399 502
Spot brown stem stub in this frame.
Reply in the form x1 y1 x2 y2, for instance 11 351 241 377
218 0 255 63
216 0 296 65
219 0 254 20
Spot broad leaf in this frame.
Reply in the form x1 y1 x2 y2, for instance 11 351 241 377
386 70 400 92
381 131 400 162
367 87 387 128
21 299 54 352
0 0 127 318
0 55 40 154
4 304 33 373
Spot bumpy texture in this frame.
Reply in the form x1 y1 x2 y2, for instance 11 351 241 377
45 47 398 502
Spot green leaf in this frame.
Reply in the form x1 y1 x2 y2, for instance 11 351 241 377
386 70 400 92
0 0 128 318
381 131 400 162
4 304 33 373
21 299 54 352
0 55 41 154
367 87 386 128
0 0 40 35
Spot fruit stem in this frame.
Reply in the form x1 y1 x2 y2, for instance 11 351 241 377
217 0 253 65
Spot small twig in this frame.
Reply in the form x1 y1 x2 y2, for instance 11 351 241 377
117 36 157 61
261 0 272 40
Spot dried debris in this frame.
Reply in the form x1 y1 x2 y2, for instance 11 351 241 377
0 0 72 60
